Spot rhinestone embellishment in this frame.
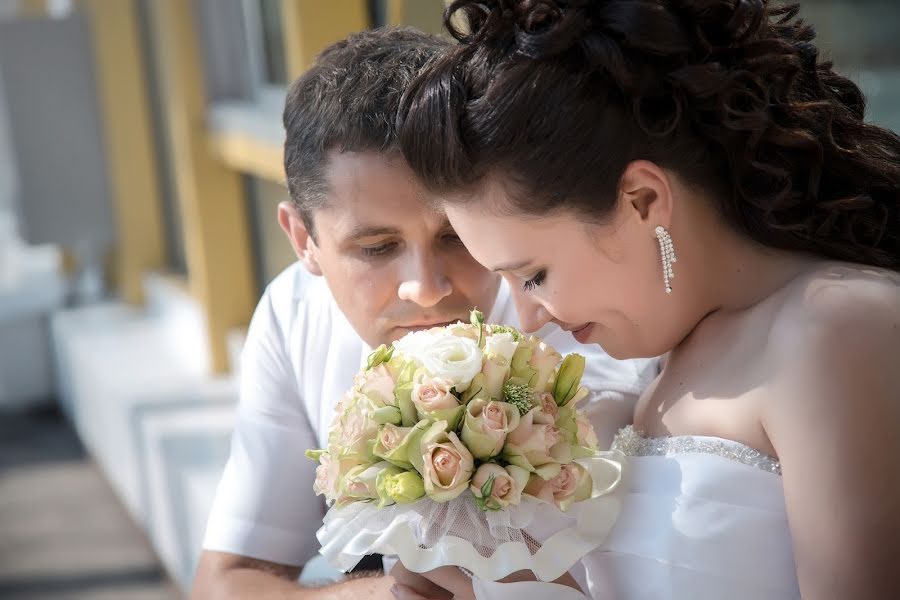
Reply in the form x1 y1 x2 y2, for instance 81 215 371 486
612 425 782 476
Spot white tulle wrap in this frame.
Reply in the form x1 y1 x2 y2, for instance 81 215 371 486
316 451 627 582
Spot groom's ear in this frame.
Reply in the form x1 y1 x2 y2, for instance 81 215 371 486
278 201 323 276
618 160 674 230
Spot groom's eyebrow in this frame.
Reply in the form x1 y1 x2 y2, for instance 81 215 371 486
343 225 402 243
492 259 534 273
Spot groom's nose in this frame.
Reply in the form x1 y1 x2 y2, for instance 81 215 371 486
396 250 452 308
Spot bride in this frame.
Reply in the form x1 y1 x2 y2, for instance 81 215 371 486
388 0 900 598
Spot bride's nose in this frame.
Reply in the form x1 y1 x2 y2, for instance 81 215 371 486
510 288 553 333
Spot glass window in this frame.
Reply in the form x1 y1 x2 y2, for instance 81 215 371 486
242 0 288 93
257 0 287 86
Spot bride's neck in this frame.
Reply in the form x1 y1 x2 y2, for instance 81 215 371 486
681 212 820 327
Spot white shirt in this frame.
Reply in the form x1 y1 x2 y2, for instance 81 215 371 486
202 263 658 566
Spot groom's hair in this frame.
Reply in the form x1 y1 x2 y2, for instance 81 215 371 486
283 27 450 240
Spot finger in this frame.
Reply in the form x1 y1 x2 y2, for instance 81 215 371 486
389 563 453 599
421 567 476 600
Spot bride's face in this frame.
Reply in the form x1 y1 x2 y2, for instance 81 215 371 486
443 178 688 359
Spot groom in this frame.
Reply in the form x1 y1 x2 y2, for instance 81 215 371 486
191 28 655 600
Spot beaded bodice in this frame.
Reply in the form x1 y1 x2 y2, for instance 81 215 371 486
612 425 782 476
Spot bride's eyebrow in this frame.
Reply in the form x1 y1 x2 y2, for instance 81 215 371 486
492 259 534 273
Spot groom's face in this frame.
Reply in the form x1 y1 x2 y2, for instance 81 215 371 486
281 151 500 348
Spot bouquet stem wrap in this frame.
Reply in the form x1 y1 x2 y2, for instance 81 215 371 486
316 451 626 582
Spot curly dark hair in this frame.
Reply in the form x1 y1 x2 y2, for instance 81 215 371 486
397 0 900 270
283 27 450 239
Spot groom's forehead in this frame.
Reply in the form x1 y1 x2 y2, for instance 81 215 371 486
317 151 449 235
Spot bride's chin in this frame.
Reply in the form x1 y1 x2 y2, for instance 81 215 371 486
588 326 645 360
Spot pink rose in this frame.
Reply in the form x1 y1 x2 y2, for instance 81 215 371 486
528 340 562 393
313 453 365 506
359 364 397 406
524 463 589 510
420 422 474 502
461 399 520 459
313 453 339 501
411 376 459 413
379 424 405 452
470 463 530 509
533 392 558 425
575 412 599 449
504 409 567 478
507 415 561 452
433 448 459 486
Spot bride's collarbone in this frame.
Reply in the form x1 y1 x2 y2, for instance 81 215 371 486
633 320 775 453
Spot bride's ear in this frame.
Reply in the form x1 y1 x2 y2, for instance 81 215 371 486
618 160 674 231
278 201 323 276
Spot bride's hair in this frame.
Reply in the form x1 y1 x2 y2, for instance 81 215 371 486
398 0 900 270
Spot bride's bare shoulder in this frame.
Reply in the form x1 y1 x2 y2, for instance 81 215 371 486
775 262 900 341
765 262 900 408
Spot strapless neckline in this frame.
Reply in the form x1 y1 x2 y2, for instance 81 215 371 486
612 425 782 476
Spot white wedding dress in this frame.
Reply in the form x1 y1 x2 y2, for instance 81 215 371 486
474 426 800 599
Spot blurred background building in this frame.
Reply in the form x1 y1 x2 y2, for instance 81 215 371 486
0 0 897 598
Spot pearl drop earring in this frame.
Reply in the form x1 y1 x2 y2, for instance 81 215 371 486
655 226 676 294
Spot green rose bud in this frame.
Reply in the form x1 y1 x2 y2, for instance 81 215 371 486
459 372 488 404
553 354 585 406
371 405 402 425
305 448 325 461
508 343 537 387
376 469 426 507
366 344 394 370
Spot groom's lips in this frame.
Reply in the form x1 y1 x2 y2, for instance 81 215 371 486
398 319 458 331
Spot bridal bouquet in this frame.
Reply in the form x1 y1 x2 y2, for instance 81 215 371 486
308 311 626 582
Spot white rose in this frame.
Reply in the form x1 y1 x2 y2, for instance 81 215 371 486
484 331 518 363
420 335 483 392
393 330 447 362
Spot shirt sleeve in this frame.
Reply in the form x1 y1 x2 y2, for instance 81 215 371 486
202 287 325 566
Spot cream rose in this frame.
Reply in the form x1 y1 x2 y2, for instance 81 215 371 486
420 335 483 392
484 331 518 363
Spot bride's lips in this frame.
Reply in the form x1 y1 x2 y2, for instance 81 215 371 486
568 322 595 344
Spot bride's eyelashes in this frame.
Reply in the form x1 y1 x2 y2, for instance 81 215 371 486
523 270 546 292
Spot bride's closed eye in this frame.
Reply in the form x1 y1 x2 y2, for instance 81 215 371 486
523 270 546 292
